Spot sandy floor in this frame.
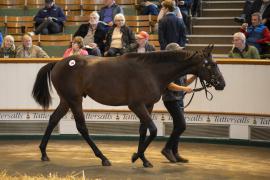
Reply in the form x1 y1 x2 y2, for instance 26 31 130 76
0 140 269 180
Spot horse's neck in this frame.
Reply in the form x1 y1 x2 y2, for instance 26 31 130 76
152 52 200 88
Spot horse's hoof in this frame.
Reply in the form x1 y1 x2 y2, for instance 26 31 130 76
102 159 111 166
161 148 177 163
131 153 139 163
41 156 50 161
143 161 153 168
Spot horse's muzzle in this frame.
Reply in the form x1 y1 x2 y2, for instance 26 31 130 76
214 81 225 90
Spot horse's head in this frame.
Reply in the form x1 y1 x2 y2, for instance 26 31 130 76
196 45 225 90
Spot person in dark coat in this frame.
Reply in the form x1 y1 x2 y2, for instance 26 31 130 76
158 0 186 50
104 14 136 56
33 0 66 35
73 11 107 56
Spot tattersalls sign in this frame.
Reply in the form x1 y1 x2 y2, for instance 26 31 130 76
0 110 269 127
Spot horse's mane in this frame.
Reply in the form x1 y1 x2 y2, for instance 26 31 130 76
123 50 197 65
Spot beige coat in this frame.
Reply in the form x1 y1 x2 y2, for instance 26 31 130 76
16 45 49 58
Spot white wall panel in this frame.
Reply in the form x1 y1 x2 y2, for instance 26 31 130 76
0 63 269 114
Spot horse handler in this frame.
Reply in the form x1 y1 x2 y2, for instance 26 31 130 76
161 43 196 163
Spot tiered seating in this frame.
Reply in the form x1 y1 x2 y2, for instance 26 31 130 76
116 0 137 15
39 34 72 57
25 0 44 16
188 0 242 56
0 16 6 34
0 0 26 16
0 0 160 57
126 15 154 33
64 15 89 34
148 34 159 49
82 0 137 16
58 0 81 16
5 16 34 35
82 0 104 16
0 0 140 16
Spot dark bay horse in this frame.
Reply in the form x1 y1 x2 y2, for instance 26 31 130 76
32 46 225 168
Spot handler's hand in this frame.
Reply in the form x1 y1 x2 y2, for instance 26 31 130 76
183 87 193 93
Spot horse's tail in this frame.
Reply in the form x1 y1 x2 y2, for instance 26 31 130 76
32 62 57 109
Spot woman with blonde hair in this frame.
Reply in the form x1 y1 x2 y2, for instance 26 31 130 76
63 36 88 58
0 35 16 58
228 32 260 59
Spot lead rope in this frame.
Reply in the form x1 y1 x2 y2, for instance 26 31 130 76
183 77 213 109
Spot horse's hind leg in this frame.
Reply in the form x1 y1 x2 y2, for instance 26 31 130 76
129 104 157 168
40 100 69 161
69 98 111 166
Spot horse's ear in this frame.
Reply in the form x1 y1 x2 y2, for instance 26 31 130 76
204 44 214 55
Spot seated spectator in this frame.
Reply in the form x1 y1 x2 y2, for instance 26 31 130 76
104 14 136 57
140 0 160 15
229 32 260 59
240 12 270 53
73 11 107 56
130 31 156 52
0 35 16 58
99 0 123 29
63 36 88 58
0 32 3 46
234 0 270 29
16 34 49 58
158 0 187 50
33 0 66 35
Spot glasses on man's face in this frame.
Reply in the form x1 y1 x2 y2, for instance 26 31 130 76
115 19 124 22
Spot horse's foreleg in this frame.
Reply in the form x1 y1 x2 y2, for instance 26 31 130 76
70 101 111 166
129 104 157 168
40 101 69 161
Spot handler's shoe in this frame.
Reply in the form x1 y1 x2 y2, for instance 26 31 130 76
174 153 189 163
161 148 177 163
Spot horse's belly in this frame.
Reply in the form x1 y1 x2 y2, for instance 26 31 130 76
87 91 160 106
88 92 128 106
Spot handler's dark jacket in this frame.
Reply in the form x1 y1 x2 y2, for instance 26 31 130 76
162 76 187 103
34 4 66 27
105 25 136 52
73 22 107 54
